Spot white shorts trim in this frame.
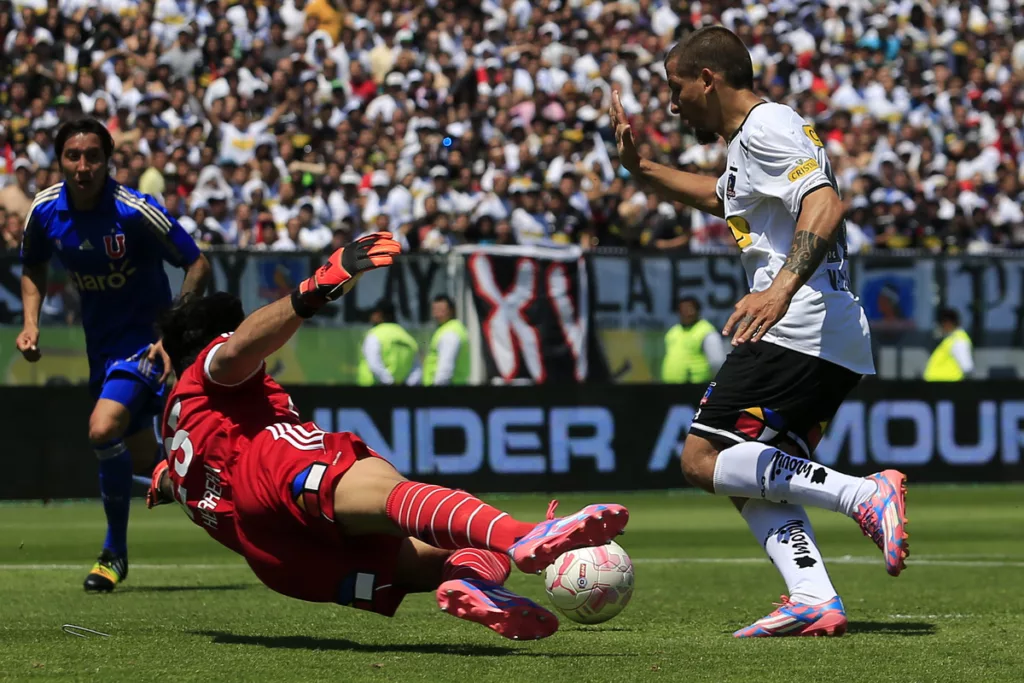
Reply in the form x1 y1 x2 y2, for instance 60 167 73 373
688 422 746 444
689 421 811 458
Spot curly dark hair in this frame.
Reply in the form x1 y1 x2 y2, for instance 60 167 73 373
158 292 246 376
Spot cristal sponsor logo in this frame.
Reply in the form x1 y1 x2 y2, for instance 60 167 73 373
69 260 137 291
771 519 818 569
787 158 820 182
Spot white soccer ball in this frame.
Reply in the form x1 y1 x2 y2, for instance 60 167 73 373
543 541 634 624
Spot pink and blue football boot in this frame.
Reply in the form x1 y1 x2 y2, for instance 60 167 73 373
852 470 910 576
508 502 629 575
734 595 847 638
437 579 558 640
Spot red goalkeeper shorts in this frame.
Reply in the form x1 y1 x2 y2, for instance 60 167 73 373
231 423 408 616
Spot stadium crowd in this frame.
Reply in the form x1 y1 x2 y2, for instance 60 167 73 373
2 0 1024 255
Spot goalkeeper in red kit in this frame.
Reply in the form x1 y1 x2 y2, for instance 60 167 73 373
147 232 628 640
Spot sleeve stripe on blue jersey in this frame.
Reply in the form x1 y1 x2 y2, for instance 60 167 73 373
114 188 173 235
23 183 63 227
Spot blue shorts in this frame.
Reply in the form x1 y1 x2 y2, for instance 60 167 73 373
89 345 167 437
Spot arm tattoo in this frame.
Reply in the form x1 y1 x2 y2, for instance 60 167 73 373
782 231 829 282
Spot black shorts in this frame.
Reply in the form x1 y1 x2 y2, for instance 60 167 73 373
689 340 862 457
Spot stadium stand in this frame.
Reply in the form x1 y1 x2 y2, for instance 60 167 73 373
1 0 1024 254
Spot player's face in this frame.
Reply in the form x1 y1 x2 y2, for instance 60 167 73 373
667 72 719 145
60 133 107 196
679 301 699 326
432 300 451 325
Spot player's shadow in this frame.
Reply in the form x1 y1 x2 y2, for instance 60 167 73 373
128 584 254 594
193 631 637 657
847 621 937 636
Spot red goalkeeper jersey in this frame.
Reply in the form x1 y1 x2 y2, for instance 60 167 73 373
161 334 302 553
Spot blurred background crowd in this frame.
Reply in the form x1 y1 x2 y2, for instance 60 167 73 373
2 0 1024 255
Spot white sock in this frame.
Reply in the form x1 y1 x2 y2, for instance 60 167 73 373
713 442 877 517
741 499 837 605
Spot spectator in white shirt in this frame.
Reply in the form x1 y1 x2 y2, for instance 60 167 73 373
366 72 405 123
296 201 334 251
272 217 304 251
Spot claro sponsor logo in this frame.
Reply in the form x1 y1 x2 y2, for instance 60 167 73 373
313 406 616 475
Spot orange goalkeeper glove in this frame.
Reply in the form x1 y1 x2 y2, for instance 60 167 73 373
291 232 402 318
146 459 173 509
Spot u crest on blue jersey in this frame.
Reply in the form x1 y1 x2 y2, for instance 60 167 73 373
104 233 126 259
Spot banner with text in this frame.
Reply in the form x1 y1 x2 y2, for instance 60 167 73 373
5 382 1019 500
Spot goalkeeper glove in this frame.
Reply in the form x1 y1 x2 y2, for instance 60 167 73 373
291 231 402 318
146 459 173 509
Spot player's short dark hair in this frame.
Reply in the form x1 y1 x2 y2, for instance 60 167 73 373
679 296 701 312
158 293 246 376
54 118 114 160
665 26 754 91
373 300 397 323
937 307 960 327
432 294 455 311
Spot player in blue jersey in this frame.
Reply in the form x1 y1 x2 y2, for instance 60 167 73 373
17 118 210 592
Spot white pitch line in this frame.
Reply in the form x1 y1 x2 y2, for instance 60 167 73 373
1 556 1022 570
636 556 1024 568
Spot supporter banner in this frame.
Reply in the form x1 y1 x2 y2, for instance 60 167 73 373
462 245 610 383
590 253 748 331
4 250 1024 381
3 250 1024 343
586 253 1024 345
7 381 1017 501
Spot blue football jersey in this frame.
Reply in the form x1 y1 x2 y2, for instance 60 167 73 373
20 179 201 370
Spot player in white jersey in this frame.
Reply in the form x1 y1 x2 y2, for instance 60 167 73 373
611 26 909 637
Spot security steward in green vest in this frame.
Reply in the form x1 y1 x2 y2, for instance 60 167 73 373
358 301 422 386
424 294 470 385
661 297 724 384
924 308 974 381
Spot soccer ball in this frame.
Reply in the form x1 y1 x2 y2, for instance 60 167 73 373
543 541 634 624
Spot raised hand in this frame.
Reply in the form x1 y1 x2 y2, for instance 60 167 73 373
610 90 641 175
298 231 403 303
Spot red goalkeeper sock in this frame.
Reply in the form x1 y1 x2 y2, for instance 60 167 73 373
385 482 535 553
442 549 512 585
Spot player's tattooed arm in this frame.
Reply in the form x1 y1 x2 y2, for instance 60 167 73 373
782 231 830 282
773 186 844 296
723 186 842 346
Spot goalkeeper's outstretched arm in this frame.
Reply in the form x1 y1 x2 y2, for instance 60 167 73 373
207 232 402 386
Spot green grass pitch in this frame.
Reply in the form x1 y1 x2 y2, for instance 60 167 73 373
1 486 1023 682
